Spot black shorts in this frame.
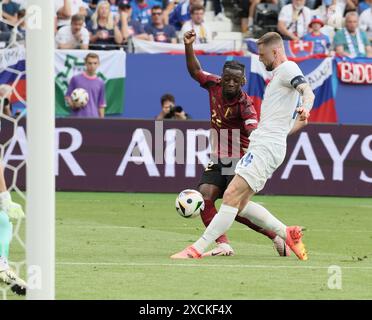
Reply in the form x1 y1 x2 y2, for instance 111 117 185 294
198 159 240 198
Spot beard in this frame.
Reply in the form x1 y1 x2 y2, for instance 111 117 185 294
265 62 274 71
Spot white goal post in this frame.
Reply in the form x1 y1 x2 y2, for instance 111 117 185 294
26 0 55 300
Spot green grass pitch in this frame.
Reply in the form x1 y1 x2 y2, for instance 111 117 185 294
4 192 372 299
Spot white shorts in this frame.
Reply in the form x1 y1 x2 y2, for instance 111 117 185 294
235 143 286 193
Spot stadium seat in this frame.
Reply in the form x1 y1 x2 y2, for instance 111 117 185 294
204 10 216 21
213 31 243 50
207 20 234 32
253 3 279 36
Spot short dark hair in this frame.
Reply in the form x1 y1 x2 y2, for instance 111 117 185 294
151 5 163 12
71 14 85 24
161 94 175 105
257 32 283 47
85 53 100 63
223 60 245 73
190 4 205 14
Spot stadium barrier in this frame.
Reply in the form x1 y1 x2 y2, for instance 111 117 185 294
2 118 371 197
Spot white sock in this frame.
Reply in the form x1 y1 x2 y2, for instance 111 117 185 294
248 17 254 26
0 191 11 211
239 201 287 239
193 204 238 253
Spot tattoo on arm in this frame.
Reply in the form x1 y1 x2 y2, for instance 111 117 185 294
295 82 315 111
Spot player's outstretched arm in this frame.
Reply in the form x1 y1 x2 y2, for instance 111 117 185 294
184 30 202 80
288 83 315 135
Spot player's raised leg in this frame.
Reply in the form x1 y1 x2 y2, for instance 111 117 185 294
171 174 253 259
172 173 307 260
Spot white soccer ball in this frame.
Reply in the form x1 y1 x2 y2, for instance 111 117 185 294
71 88 89 108
175 189 205 218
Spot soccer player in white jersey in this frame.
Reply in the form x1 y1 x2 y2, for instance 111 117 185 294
0 163 27 295
171 32 315 261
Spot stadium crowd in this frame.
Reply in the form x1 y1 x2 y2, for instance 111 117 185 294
0 0 371 56
53 0 372 56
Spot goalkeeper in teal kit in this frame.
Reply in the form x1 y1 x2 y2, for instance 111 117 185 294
0 163 27 295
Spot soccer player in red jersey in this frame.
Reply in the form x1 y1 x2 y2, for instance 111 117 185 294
183 30 290 257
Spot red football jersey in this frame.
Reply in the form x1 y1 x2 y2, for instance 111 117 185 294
196 70 258 158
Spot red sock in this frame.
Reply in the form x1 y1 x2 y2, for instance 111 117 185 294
200 199 229 244
235 215 276 240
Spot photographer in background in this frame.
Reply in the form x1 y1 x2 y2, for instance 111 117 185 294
156 93 191 120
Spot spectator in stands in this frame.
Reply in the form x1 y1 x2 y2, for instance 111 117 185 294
131 0 159 27
334 0 358 16
118 2 152 41
88 0 124 49
279 0 320 9
179 4 212 43
334 11 372 57
168 0 204 31
360 2 372 41
55 0 88 29
2 0 20 26
156 94 190 120
246 0 279 35
209 0 230 21
84 0 99 10
11 0 26 9
145 6 177 43
277 0 312 40
108 0 120 18
302 16 331 54
56 14 90 49
359 0 372 13
65 53 106 118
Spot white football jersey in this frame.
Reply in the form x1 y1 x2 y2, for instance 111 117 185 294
249 60 304 147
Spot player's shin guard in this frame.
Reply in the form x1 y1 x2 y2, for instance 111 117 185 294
0 211 12 260
193 204 238 254
201 200 229 244
238 201 287 240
